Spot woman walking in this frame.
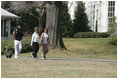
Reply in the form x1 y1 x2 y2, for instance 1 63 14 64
31 27 40 59
41 27 50 59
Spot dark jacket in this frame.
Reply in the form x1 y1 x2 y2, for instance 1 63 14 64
14 28 24 41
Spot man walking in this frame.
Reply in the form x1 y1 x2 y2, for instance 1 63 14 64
13 26 24 58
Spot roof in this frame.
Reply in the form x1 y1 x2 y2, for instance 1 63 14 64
1 8 20 18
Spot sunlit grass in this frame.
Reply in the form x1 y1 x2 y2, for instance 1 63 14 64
19 38 117 60
1 38 117 78
1 58 117 78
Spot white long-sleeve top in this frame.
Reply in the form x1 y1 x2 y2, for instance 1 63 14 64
31 32 40 46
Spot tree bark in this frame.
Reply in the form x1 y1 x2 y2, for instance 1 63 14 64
46 1 66 50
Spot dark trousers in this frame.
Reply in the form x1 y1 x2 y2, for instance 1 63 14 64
32 42 39 58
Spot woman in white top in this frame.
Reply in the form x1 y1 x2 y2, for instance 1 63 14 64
31 27 40 59
41 27 50 59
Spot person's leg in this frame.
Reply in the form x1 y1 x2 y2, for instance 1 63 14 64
42 44 47 59
44 44 49 59
32 42 39 58
35 43 39 58
45 44 49 55
19 41 22 54
32 42 36 58
14 40 19 58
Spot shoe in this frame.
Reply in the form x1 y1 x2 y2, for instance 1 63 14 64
34 57 39 59
42 57 47 60
31 54 35 59
14 56 19 59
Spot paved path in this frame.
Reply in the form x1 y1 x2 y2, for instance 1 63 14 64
1 56 117 63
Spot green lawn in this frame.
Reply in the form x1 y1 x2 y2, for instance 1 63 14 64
1 38 117 78
20 38 117 60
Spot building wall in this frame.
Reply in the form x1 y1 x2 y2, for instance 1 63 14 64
85 1 116 32
1 18 11 40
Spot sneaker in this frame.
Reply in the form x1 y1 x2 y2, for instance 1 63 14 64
31 54 35 59
14 56 19 59
42 57 47 60
34 57 39 59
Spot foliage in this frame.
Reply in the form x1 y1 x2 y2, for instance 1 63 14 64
73 1 90 34
1 39 32 55
18 12 39 33
61 2 72 37
111 34 117 45
108 16 117 35
11 2 39 34
1 40 14 55
108 16 117 45
1 1 41 34
74 32 110 38
21 39 33 53
1 1 11 9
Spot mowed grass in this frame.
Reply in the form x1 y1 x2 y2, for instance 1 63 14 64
20 38 117 60
1 58 117 78
63 38 117 60
1 38 117 78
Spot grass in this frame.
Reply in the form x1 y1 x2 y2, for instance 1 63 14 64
1 38 117 78
1 58 117 78
20 38 117 60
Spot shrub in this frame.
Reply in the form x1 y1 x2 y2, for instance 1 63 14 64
74 32 110 38
1 39 33 55
1 40 14 55
111 34 117 45
21 39 33 53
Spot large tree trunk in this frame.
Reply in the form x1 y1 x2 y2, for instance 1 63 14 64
46 1 66 50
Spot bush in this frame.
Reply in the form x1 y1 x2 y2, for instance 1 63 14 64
74 32 110 38
1 39 33 55
111 35 117 45
1 40 14 55
21 39 33 53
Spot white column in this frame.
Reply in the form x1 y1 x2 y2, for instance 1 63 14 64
101 1 108 32
94 2 97 32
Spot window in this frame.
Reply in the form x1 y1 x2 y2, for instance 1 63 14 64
1 20 3 37
108 1 115 23
108 18 112 23
4 20 9 37
1 19 9 38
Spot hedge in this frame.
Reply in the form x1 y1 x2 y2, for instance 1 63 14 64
1 39 33 55
74 32 110 38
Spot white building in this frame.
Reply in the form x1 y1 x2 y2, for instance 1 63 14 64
1 8 19 40
85 1 117 32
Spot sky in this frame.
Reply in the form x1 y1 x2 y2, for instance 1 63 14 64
68 1 77 20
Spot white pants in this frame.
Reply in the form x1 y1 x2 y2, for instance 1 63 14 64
14 40 22 58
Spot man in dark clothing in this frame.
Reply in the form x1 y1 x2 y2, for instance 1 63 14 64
13 26 24 58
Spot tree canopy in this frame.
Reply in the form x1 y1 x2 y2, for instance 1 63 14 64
73 1 90 34
61 2 72 37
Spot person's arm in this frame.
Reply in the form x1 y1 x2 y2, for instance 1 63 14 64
41 33 44 44
14 31 19 38
12 31 16 35
31 33 35 46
